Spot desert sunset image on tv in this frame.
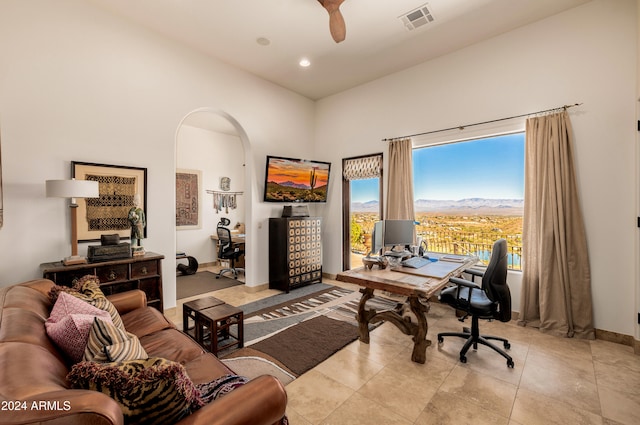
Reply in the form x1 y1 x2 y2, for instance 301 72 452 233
264 156 331 202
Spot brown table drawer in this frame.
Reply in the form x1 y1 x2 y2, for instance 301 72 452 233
101 280 138 295
97 264 128 283
132 260 158 278
45 269 96 286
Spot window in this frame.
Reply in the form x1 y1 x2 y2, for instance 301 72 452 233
412 133 524 270
342 154 383 270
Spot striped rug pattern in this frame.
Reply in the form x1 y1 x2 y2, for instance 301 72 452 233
252 287 354 320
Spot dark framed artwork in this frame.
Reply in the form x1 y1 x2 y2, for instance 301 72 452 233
72 161 147 242
176 169 201 229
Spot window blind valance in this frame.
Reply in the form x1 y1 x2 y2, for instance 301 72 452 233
343 154 382 181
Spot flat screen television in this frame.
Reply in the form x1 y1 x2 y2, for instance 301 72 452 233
263 155 331 203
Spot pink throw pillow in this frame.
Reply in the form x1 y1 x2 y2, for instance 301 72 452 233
45 292 113 363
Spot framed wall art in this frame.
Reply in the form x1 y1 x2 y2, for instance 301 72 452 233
72 161 147 242
176 169 202 229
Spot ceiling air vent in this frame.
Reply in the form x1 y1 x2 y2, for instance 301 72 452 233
400 3 435 31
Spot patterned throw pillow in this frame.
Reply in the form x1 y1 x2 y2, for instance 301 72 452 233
68 357 204 425
48 275 125 330
75 274 104 298
84 317 148 363
89 296 125 330
45 292 114 363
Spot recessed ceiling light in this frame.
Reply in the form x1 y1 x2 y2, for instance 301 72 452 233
256 37 271 46
299 58 311 68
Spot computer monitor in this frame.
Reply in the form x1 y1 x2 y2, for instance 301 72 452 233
369 220 385 257
382 219 415 249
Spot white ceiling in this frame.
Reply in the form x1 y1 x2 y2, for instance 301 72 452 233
88 0 591 100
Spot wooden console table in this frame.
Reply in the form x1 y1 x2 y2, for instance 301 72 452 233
336 253 478 364
41 252 165 311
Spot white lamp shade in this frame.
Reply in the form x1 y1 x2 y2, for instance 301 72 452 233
46 179 99 198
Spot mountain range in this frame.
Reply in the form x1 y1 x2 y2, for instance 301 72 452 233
351 198 524 215
277 180 309 189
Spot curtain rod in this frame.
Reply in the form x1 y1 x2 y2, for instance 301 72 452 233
382 103 582 142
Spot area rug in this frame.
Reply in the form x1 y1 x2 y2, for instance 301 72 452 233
226 315 360 377
221 354 295 386
241 283 339 317
240 284 399 344
245 285 354 320
176 271 242 299
223 284 400 377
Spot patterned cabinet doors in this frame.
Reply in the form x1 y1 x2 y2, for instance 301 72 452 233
269 217 322 292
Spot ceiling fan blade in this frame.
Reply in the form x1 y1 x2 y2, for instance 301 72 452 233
318 0 346 43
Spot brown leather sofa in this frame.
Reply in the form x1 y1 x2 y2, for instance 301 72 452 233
0 279 288 425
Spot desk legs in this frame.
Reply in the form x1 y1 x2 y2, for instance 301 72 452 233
355 288 431 364
407 295 431 364
356 288 375 343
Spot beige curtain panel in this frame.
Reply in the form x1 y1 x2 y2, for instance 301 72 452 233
518 110 594 339
385 138 415 220
343 154 382 181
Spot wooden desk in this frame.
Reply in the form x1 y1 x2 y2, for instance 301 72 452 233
210 233 245 244
210 233 245 268
336 254 478 364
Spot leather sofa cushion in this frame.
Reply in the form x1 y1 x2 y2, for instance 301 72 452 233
0 343 69 399
121 307 175 338
183 354 234 385
0 308 60 354
139 329 205 365
1 285 51 318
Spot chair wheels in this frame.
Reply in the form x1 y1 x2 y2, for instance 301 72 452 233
507 359 514 368
437 335 444 343
504 342 511 349
460 355 467 363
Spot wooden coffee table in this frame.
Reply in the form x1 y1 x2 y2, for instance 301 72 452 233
337 253 478 364
195 303 244 355
182 296 225 337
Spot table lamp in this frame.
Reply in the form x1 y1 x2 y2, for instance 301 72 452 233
46 179 99 265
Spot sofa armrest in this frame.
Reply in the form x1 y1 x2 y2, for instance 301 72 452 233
176 375 288 425
0 389 123 425
107 290 147 315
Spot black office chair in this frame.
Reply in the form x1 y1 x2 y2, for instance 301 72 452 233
437 238 514 367
215 221 244 280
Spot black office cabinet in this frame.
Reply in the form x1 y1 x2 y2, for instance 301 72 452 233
269 217 322 292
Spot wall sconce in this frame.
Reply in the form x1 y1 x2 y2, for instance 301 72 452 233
46 179 99 265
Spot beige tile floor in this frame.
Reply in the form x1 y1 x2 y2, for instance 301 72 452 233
169 268 640 425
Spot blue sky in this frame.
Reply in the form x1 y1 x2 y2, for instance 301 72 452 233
351 133 525 202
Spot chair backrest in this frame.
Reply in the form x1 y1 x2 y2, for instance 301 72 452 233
216 226 232 254
482 238 511 322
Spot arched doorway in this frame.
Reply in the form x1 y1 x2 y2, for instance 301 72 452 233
174 108 254 301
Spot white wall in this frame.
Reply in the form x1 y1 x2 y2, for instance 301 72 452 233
176 125 245 265
317 0 638 337
0 0 316 309
0 0 637 339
